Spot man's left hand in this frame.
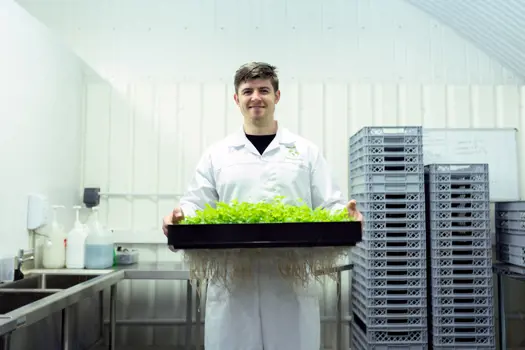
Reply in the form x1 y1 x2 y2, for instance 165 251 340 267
346 199 364 223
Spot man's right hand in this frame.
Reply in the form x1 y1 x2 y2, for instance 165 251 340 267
162 207 184 236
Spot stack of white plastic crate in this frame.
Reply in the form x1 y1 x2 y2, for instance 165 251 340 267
349 126 428 349
425 164 496 349
495 201 525 267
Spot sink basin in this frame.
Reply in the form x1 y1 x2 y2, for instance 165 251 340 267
0 274 101 290
0 290 56 314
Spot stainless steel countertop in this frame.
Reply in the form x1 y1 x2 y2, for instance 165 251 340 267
0 261 353 338
25 261 192 280
0 262 192 335
24 261 353 279
0 316 16 338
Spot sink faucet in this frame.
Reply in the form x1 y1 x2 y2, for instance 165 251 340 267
15 249 34 280
17 249 34 268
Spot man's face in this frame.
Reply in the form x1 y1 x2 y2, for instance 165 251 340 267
234 79 280 122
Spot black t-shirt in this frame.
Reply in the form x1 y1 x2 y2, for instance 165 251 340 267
246 134 276 155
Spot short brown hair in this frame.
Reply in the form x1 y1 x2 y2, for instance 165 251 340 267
234 62 279 94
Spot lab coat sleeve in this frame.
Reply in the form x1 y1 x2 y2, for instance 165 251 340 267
310 150 347 213
179 151 219 218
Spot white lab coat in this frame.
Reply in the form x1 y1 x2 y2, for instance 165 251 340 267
179 124 347 350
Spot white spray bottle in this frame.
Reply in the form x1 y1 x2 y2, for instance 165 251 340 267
42 205 66 269
85 206 114 269
66 206 88 269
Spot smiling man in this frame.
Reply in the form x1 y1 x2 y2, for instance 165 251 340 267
163 62 363 350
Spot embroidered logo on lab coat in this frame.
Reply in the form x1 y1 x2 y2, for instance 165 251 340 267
287 145 300 157
284 145 303 163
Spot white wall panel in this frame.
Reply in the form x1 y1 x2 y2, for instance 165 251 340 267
84 80 524 348
16 0 523 85
0 1 86 258
407 0 525 79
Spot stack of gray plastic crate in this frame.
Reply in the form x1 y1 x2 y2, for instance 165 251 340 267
495 201 525 267
348 126 428 349
425 164 495 349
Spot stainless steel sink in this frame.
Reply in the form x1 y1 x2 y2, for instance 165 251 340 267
0 289 56 314
0 274 102 290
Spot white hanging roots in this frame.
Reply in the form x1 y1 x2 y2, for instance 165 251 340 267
183 246 349 288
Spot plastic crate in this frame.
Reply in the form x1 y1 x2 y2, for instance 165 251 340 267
352 283 426 306
360 210 425 221
430 334 495 348
431 257 492 269
352 260 426 281
353 309 427 328
351 316 427 343
356 255 426 270
495 210 525 220
431 305 494 317
349 163 425 178
431 286 493 298
352 300 427 319
497 251 525 267
430 219 490 230
350 144 423 158
431 276 493 288
431 237 492 250
365 220 426 231
430 201 490 211
497 243 525 256
432 314 494 325
497 233 525 246
354 266 426 280
350 126 423 143
427 182 490 194
431 247 492 259
352 182 425 194
353 277 426 299
431 325 495 339
354 197 426 212
427 172 490 183
352 272 426 289
351 192 426 204
358 239 426 250
351 323 429 350
428 191 489 202
349 136 423 150
495 219 525 231
350 157 424 173
425 163 488 174
431 211 490 222
431 267 492 278
351 172 424 184
356 245 426 259
431 295 493 309
495 201 525 212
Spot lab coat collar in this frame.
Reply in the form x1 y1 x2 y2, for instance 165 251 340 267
227 121 297 148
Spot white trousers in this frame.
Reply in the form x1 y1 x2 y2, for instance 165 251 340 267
203 268 321 350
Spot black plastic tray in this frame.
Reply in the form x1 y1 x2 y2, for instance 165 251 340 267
167 221 362 249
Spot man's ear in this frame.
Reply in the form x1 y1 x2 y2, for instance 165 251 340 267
274 90 281 104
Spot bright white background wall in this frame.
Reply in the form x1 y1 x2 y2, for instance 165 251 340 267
13 0 525 348
0 1 87 261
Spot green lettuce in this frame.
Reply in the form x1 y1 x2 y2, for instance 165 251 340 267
181 196 352 224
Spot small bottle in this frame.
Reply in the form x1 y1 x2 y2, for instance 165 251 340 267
66 206 88 269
